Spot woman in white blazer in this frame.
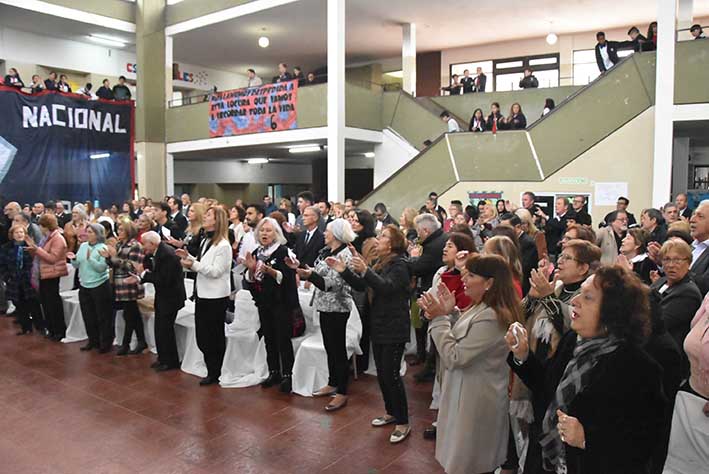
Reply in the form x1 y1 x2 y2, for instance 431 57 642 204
178 206 232 386
419 254 523 474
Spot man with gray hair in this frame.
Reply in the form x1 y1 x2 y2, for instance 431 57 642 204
295 205 324 268
409 212 447 382
135 231 186 371
689 200 709 296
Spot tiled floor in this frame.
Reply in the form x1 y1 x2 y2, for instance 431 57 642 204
0 316 444 474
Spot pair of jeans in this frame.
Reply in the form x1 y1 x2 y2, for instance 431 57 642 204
319 311 350 394
257 303 294 376
372 342 409 424
39 277 65 337
78 281 113 349
194 296 228 379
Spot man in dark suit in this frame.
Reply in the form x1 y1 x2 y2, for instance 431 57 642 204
571 195 592 226
626 26 654 52
689 201 709 296
544 197 571 258
137 231 186 371
595 31 623 73
675 193 692 220
441 74 461 95
167 196 188 238
474 67 487 92
180 193 192 218
602 196 637 228
295 206 324 268
276 63 292 83
54 201 71 228
501 213 538 296
460 69 475 94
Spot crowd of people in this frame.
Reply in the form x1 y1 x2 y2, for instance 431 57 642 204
246 62 325 88
439 97 555 134
1 69 133 100
1 187 708 473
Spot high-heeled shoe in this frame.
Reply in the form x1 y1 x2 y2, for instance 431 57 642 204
129 341 148 355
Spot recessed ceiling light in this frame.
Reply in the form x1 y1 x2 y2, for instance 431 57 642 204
247 158 269 164
289 145 321 154
258 36 270 48
88 34 126 48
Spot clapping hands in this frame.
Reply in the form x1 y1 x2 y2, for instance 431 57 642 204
418 281 456 319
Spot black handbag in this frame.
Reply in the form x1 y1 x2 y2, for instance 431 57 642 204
291 306 306 338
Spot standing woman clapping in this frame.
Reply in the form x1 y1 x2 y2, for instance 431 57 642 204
178 206 232 386
244 217 299 393
292 218 356 411
331 225 412 443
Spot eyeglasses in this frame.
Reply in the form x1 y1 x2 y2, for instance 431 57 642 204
558 253 580 263
662 258 690 266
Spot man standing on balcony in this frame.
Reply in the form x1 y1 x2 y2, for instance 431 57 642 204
474 67 487 92
247 69 262 88
460 69 475 94
595 31 622 73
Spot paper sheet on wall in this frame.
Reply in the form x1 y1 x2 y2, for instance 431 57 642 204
594 182 628 206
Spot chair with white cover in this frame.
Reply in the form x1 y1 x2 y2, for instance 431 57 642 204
220 290 268 388
60 289 87 343
291 303 362 396
59 264 75 293
175 301 207 377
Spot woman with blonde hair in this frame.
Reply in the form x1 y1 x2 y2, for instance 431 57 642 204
178 206 232 386
420 254 523 473
515 208 548 260
478 202 500 242
483 235 524 298
400 207 419 244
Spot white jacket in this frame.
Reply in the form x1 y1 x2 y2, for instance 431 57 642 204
189 238 232 299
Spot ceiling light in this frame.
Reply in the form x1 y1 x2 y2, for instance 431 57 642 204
546 32 558 45
88 34 126 48
167 0 185 5
289 145 321 154
364 152 375 158
258 36 270 48
247 158 269 164
90 153 110 159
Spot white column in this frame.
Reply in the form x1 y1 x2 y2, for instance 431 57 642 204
652 0 677 207
402 23 416 95
166 153 175 196
165 35 174 106
327 0 345 202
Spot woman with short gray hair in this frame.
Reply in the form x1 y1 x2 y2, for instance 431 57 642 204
67 223 114 353
291 218 356 411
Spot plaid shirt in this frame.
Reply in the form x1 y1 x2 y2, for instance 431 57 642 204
109 239 144 301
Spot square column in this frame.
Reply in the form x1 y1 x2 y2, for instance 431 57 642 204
327 0 345 202
652 0 677 207
402 23 416 95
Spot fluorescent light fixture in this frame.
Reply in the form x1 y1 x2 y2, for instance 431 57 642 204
384 70 403 78
289 144 321 154
546 32 558 45
88 34 126 48
258 36 270 48
247 158 269 164
364 152 375 158
167 0 184 4
90 153 110 159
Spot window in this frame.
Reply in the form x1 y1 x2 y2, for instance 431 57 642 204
573 49 634 85
449 53 559 92
450 60 493 82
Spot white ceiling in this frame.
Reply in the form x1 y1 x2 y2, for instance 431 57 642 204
2 0 709 79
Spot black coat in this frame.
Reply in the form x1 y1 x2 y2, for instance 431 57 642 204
342 255 411 344
486 112 504 131
511 331 667 474
468 116 486 132
460 76 475 93
519 231 539 296
691 246 709 296
574 208 592 226
650 276 702 376
519 75 539 89
595 41 623 72
408 227 447 293
141 242 186 316
680 207 692 219
545 215 567 255
474 73 487 92
96 86 113 100
295 228 325 268
247 245 298 316
503 113 527 130
170 212 188 239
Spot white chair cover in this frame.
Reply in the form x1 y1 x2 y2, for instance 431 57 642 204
114 310 157 354
291 303 362 397
663 390 709 473
60 290 87 343
59 264 75 293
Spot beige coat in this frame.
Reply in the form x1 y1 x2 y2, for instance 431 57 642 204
596 225 621 265
429 303 510 474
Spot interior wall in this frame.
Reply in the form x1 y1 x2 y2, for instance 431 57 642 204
439 107 656 225
373 129 419 187
439 16 709 89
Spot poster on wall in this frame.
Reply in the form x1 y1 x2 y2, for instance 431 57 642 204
209 80 298 137
594 182 628 206
0 86 134 205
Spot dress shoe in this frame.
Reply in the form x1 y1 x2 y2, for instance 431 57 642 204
98 346 112 354
150 361 161 369
325 395 348 412
155 364 180 372
115 345 130 356
423 426 437 440
371 416 396 427
199 376 219 386
390 425 411 444
261 370 282 388
279 375 292 394
80 343 95 351
313 386 337 397
129 341 148 355
51 334 64 342
16 329 32 336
